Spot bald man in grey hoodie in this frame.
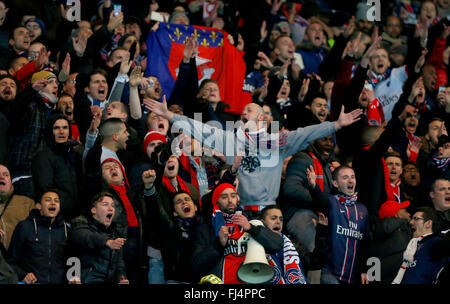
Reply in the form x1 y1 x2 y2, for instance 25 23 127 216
145 97 362 218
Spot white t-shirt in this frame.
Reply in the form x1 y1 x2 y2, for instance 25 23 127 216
372 66 408 122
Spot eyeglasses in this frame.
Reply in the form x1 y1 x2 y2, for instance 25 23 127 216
411 216 425 221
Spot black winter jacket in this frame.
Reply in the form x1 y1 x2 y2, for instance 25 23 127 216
69 215 127 284
7 209 69 284
32 114 83 220
366 217 412 284
282 144 335 223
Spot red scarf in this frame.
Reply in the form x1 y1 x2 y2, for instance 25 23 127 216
162 175 202 207
308 152 324 191
109 183 138 228
178 154 201 194
381 157 401 202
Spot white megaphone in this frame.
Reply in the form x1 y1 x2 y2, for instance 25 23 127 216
237 220 274 284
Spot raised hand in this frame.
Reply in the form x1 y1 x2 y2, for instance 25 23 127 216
260 20 268 41
107 11 124 32
256 51 273 69
360 35 382 68
142 169 156 189
72 34 88 57
60 53 71 78
347 32 362 58
183 34 198 63
306 165 316 188
119 51 132 75
231 152 244 172
414 48 428 73
143 95 174 121
129 66 143 87
88 106 102 134
334 106 363 130
36 46 50 68
343 16 355 39
298 77 310 102
407 137 422 159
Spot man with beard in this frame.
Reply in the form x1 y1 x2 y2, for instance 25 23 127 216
0 75 18 161
145 96 362 219
282 134 337 253
190 183 283 283
6 70 59 198
0 74 17 117
56 93 80 143
32 114 83 221
299 92 330 127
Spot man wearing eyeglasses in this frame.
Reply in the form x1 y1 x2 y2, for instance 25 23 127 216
392 206 449 284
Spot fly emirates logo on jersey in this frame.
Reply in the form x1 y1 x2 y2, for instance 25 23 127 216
336 220 364 240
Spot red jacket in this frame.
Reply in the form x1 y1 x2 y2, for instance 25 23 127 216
13 60 41 92
427 37 447 89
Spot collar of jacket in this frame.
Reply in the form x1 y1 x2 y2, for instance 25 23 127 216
29 208 65 227
88 214 115 233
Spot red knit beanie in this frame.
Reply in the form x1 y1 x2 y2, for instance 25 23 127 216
143 130 167 152
211 183 237 210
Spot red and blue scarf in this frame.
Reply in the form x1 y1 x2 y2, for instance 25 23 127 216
267 234 307 284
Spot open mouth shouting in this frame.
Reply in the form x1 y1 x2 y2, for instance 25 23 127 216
47 205 58 216
272 225 282 233
317 111 327 121
64 109 73 119
2 87 12 98
97 88 106 99
105 212 114 224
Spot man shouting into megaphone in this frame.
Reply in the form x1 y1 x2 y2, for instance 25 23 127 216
190 183 283 284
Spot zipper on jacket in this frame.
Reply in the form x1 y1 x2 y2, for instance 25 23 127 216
48 226 52 283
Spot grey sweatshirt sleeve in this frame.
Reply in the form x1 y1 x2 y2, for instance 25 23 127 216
281 122 336 157
107 74 128 103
